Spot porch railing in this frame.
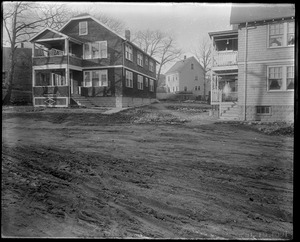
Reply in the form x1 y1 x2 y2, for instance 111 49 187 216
213 51 237 67
35 48 64 57
211 89 238 102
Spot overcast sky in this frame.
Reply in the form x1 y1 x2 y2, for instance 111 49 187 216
3 2 233 73
68 2 233 71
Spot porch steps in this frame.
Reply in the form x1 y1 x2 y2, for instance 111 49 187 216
220 102 239 120
71 95 97 108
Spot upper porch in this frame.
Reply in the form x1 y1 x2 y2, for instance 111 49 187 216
30 28 83 68
209 29 238 70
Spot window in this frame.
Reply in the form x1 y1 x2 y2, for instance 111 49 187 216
184 86 187 91
256 106 271 115
52 72 66 86
79 21 88 35
137 75 143 90
286 66 294 90
268 67 282 90
125 44 133 61
195 76 198 81
269 23 283 47
191 63 194 70
83 70 108 87
35 72 51 86
84 71 91 87
287 22 294 46
145 77 148 87
269 21 294 47
195 86 198 91
149 79 154 92
84 41 107 59
137 52 143 66
126 70 133 88
268 65 294 91
145 56 148 65
35 72 66 86
149 61 154 72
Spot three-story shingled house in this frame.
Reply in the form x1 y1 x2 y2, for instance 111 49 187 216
29 14 158 108
209 4 294 121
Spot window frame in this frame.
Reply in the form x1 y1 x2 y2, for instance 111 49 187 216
125 44 133 61
137 52 143 67
83 70 108 87
268 20 294 48
145 77 148 87
137 75 143 90
149 60 154 72
149 79 154 92
267 65 294 92
256 106 272 115
125 70 133 88
83 41 107 59
34 71 67 87
79 21 88 36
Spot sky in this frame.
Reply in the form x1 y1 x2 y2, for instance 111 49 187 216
68 2 233 72
3 2 233 73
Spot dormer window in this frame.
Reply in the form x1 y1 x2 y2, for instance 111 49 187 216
79 21 88 35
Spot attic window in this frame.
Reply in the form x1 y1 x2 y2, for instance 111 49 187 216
79 21 88 35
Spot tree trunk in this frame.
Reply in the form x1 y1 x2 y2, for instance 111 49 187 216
2 4 17 106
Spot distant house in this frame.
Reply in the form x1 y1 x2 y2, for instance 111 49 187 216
2 45 32 91
209 4 294 121
164 56 206 99
29 14 158 108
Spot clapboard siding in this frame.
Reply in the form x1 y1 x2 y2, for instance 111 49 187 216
238 62 294 106
238 23 294 62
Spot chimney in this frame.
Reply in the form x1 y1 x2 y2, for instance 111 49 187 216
184 55 186 60
125 30 130 41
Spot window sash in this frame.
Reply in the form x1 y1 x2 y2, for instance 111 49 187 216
125 44 133 61
149 79 154 91
137 53 143 66
84 41 107 59
268 66 294 91
79 21 88 35
149 61 154 71
138 75 143 90
83 70 108 87
126 70 133 88
269 21 295 47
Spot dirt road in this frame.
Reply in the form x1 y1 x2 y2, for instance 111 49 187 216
2 102 293 239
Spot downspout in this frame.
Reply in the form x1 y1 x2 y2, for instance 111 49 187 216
243 22 248 121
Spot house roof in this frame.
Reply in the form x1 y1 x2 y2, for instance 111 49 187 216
29 27 83 45
165 56 203 75
230 3 295 24
208 29 238 38
59 14 159 63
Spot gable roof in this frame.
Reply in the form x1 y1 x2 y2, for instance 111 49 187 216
29 27 83 44
230 3 295 24
59 14 159 63
165 56 203 75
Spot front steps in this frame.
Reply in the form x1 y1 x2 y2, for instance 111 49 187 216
219 102 239 120
71 94 97 108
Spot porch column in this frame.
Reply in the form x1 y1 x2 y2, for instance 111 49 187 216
32 43 35 57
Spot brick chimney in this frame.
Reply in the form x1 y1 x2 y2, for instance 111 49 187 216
125 30 130 41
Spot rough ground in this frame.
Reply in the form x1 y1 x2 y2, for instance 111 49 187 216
2 101 293 239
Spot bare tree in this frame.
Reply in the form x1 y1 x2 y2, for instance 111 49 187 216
2 2 69 105
192 37 212 100
132 29 182 82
